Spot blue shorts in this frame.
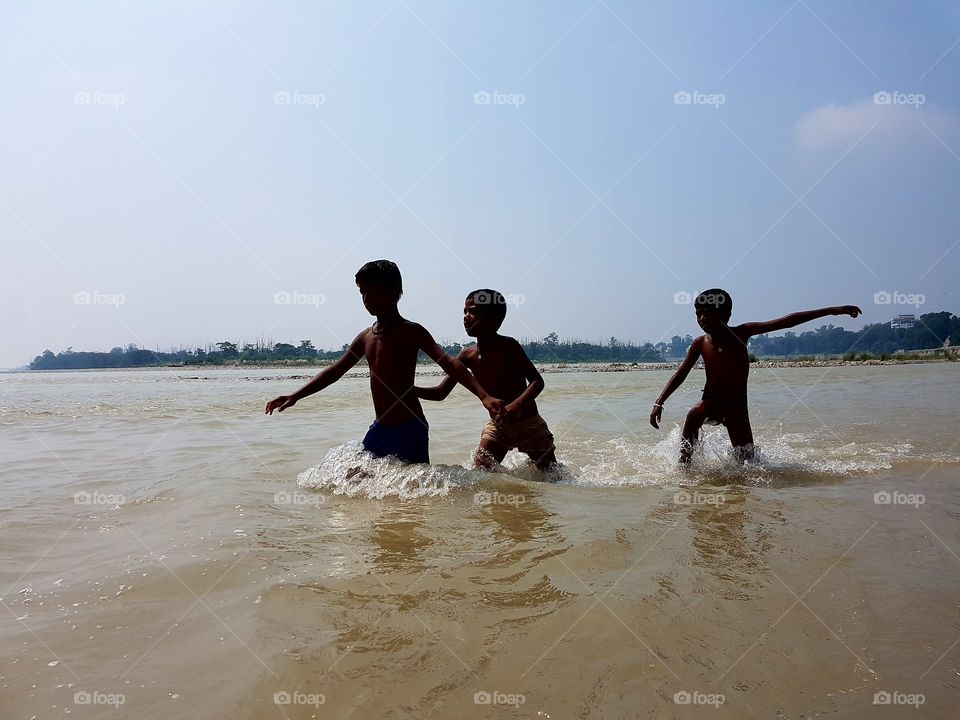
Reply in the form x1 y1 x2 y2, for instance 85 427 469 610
362 417 430 464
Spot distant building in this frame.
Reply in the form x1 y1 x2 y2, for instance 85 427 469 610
890 314 916 329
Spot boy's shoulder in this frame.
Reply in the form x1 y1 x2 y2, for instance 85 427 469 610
495 334 526 354
372 318 428 339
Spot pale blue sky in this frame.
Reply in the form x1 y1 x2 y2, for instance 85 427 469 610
3 1 959 367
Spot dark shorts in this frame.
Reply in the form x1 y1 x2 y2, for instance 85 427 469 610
362 417 430 464
701 391 748 427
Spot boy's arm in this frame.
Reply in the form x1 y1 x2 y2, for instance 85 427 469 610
501 342 545 421
739 305 862 339
650 337 703 429
414 351 465 401
414 375 458 401
264 332 365 414
414 326 504 417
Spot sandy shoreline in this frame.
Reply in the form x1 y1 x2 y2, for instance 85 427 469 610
160 355 956 381
10 355 956 377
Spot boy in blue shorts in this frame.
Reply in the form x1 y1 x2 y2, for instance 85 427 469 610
266 261 504 464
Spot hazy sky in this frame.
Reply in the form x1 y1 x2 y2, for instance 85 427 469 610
3 1 959 367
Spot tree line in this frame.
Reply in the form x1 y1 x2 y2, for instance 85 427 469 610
26 311 958 370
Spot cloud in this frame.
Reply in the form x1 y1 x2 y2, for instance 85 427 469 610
794 95 958 152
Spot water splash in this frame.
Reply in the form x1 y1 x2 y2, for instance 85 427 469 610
297 442 485 499
570 426 915 488
295 429 920 499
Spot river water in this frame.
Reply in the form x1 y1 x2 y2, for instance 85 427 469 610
1 363 958 718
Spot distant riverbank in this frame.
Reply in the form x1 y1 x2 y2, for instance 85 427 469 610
158 353 958 381
10 350 957 375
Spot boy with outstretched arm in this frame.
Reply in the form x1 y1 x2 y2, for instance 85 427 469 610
649 288 861 463
265 261 504 464
415 289 557 472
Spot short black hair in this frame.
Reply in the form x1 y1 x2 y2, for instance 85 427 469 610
694 288 732 321
355 260 402 295
466 288 507 329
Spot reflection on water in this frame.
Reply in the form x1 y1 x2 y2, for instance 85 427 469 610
369 505 433 574
3 366 960 718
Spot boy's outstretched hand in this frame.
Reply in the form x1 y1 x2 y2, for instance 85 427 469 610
839 305 862 317
265 395 297 414
649 403 662 429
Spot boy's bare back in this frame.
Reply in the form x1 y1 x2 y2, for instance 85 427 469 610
353 318 434 425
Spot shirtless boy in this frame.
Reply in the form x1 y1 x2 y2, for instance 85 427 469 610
265 261 504 464
416 289 557 471
650 288 861 463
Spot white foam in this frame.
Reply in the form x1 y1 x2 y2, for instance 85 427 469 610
297 442 486 500
295 430 921 499
564 427 916 488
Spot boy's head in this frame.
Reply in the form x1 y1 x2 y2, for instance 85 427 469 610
355 260 402 316
694 288 732 332
463 289 507 337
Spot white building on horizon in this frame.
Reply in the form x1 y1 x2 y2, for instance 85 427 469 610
890 314 916 329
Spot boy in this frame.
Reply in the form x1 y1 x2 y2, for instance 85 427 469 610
415 289 557 471
265 260 504 464
649 289 861 463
